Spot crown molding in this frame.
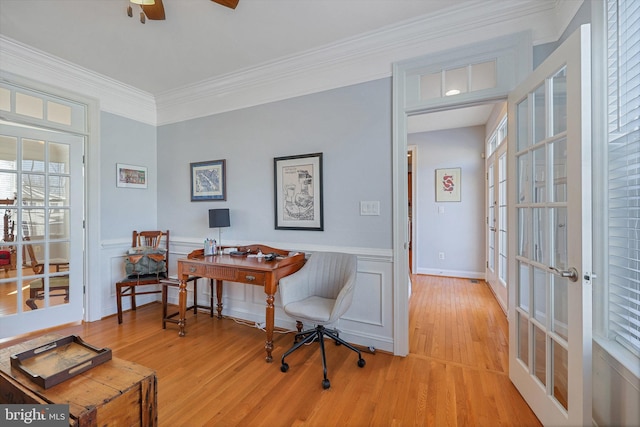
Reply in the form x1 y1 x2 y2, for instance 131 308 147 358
1 0 570 127
0 35 156 125
156 0 560 125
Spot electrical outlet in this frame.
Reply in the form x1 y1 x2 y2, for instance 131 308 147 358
439 252 445 260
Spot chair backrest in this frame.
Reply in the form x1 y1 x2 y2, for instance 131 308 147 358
132 230 170 269
280 251 357 324
24 237 43 274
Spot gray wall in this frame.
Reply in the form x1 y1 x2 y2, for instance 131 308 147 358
100 112 158 240
409 126 486 278
157 79 392 251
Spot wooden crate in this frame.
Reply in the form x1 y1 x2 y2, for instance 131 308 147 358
0 334 157 427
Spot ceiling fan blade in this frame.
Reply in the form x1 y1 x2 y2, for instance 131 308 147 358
141 0 166 20
211 0 239 10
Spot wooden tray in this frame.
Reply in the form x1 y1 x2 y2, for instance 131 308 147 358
9 335 112 389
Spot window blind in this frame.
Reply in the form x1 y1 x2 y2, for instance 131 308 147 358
607 0 640 356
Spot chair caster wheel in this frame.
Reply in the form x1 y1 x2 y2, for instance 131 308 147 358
357 358 366 368
280 363 289 373
322 379 330 389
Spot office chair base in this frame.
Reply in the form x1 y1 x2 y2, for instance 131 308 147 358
280 324 365 389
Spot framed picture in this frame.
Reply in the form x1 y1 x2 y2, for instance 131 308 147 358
190 159 227 201
274 153 323 231
116 163 147 189
435 167 461 202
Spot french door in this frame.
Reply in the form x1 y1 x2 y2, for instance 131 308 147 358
486 136 508 312
507 25 592 426
0 124 84 338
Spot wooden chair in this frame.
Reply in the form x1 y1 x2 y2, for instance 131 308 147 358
160 249 213 329
116 230 169 324
24 237 70 309
25 237 69 274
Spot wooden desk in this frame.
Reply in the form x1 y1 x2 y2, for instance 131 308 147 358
177 245 305 362
0 334 157 426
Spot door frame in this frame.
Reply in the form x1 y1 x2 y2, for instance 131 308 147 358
392 32 531 356
0 71 101 330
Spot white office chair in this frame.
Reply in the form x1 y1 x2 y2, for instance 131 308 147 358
279 251 365 389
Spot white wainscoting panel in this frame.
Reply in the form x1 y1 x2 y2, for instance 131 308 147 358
102 239 395 352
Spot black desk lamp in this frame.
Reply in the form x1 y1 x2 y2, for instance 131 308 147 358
209 208 230 249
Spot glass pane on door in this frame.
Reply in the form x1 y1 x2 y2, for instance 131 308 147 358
553 207 568 269
518 208 531 258
552 67 567 136
533 208 548 264
552 138 568 202
518 152 531 203
552 340 569 410
518 261 530 312
533 84 546 144
533 146 546 203
517 100 529 151
553 276 569 341
532 267 548 324
533 325 547 386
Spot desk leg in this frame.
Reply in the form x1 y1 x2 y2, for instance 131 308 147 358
215 279 223 319
178 277 187 337
265 292 275 363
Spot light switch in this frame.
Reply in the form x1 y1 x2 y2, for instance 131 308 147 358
360 201 380 216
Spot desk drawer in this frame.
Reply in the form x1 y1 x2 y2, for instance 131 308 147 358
183 263 206 276
237 270 265 285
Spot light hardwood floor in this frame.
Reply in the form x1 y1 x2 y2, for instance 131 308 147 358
1 275 541 426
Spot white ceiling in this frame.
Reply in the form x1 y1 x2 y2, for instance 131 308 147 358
407 104 498 134
0 0 467 95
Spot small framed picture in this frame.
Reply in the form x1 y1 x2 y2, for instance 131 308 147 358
435 167 461 202
116 163 147 189
274 152 323 231
191 159 226 201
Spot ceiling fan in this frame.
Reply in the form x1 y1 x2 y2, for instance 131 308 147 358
128 0 239 23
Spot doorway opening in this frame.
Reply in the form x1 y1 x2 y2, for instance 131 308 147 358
406 101 504 284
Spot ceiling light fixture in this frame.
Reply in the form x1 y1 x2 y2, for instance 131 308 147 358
127 0 153 24
445 89 461 96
